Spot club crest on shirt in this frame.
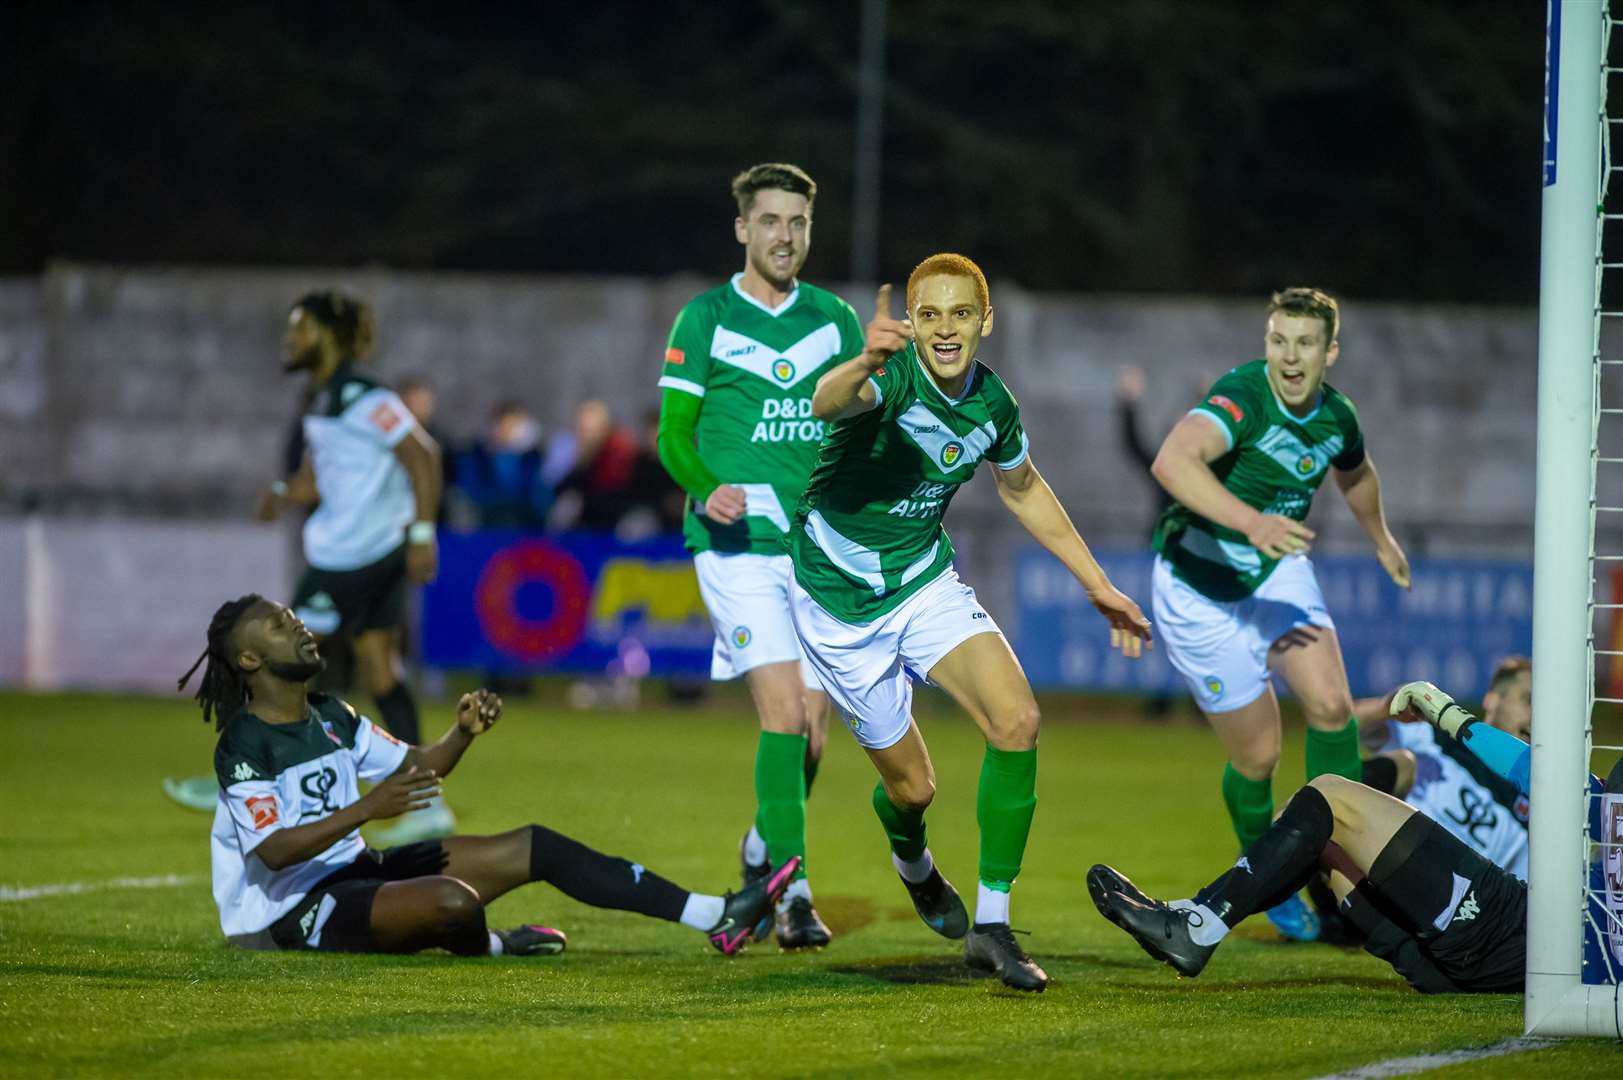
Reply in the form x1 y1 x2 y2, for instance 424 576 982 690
773 359 795 383
941 442 964 467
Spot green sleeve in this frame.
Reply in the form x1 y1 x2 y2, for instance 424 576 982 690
656 387 721 503
991 383 1030 470
1189 367 1264 451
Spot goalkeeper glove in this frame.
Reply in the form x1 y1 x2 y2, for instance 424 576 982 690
1389 680 1475 738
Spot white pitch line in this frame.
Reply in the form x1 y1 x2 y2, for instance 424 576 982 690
1310 1037 1555 1079
0 873 198 903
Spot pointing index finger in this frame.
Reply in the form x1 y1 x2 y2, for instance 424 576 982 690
875 283 892 321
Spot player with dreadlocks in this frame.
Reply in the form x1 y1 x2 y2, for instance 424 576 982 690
185 594 797 956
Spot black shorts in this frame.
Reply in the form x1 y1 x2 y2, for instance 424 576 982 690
1365 814 1527 993
264 841 449 952
293 544 409 639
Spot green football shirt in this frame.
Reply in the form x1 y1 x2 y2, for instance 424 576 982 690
789 344 1029 624
660 274 864 555
1152 360 1365 602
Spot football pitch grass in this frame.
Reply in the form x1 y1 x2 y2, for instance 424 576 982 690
2 688 1617 1078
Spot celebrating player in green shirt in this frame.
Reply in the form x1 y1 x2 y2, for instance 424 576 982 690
789 254 1153 990
1148 287 1410 943
655 164 864 948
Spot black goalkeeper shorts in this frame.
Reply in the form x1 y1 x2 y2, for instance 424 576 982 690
292 543 409 639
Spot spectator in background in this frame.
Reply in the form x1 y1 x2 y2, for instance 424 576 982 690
552 399 637 532
457 400 553 530
619 407 688 540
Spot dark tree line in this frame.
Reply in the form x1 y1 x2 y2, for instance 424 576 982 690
1 1 1544 301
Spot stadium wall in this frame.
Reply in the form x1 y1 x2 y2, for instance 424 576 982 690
0 263 1571 555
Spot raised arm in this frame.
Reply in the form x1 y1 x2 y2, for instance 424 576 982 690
253 766 439 870
1333 456 1410 588
812 284 912 421
993 457 1152 656
1390 682 1530 795
1151 413 1314 559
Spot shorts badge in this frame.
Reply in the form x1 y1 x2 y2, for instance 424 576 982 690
732 626 752 648
1204 675 1224 698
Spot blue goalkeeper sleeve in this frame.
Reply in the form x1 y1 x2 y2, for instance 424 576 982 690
1454 721 1531 795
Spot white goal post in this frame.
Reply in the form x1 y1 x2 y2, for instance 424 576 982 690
1527 0 1622 1039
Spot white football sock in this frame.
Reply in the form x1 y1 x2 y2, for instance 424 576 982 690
1169 898 1229 946
975 882 1010 925
680 893 726 931
742 825 768 866
487 931 504 956
892 848 935 884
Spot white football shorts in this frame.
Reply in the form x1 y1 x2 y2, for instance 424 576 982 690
1151 552 1335 714
789 567 1001 751
693 550 820 687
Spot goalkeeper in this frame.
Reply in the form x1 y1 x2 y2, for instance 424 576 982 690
1090 680 1616 992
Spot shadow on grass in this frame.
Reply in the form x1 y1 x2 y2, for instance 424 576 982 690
811 895 880 935
826 954 982 987
1110 974 1407 993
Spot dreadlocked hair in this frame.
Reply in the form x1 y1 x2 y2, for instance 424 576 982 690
292 290 375 361
178 594 264 732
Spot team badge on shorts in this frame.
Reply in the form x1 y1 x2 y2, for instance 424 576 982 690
772 359 795 383
1204 675 1224 698
846 714 864 736
941 441 963 468
732 626 752 648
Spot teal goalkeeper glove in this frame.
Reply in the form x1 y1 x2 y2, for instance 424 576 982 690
1389 681 1475 738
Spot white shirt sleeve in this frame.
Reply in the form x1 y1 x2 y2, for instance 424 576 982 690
342 387 419 450
351 715 411 783
222 778 287 855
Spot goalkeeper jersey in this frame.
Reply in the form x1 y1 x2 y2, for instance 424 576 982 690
1152 360 1365 602
789 344 1029 624
659 274 864 555
209 694 408 940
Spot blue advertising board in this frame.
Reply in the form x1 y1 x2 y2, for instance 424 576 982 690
1013 547 1533 698
421 531 714 676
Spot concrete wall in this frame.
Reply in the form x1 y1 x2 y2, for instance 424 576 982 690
0 263 1586 558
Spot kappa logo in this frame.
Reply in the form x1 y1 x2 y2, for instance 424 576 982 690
340 382 365 406
231 761 257 782
300 906 318 938
940 441 964 467
631 863 645 884
1235 856 1252 874
732 626 752 648
305 591 335 611
772 358 795 383
1452 890 1480 924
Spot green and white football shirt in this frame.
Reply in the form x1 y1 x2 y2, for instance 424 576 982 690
209 694 408 940
660 274 864 555
789 344 1029 624
1152 360 1365 602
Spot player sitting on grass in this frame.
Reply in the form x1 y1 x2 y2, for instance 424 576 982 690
183 594 797 956
1088 680 1587 993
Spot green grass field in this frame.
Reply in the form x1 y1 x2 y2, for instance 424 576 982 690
1 687 1617 1078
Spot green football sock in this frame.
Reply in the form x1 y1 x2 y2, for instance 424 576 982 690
1305 716 1362 783
871 781 928 862
1222 762 1274 851
977 744 1037 888
754 731 808 879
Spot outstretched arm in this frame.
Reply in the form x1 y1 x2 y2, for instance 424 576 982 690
993 457 1152 656
1334 457 1410 588
1151 413 1314 559
401 689 502 781
811 284 912 421
1390 682 1530 794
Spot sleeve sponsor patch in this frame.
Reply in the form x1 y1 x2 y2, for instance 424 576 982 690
245 794 280 830
665 347 685 365
370 401 403 435
1207 395 1244 423
372 724 406 747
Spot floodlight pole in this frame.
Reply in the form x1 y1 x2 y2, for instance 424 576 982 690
1527 0 1621 1040
850 0 887 287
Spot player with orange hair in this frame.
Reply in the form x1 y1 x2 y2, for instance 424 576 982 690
787 253 1152 989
